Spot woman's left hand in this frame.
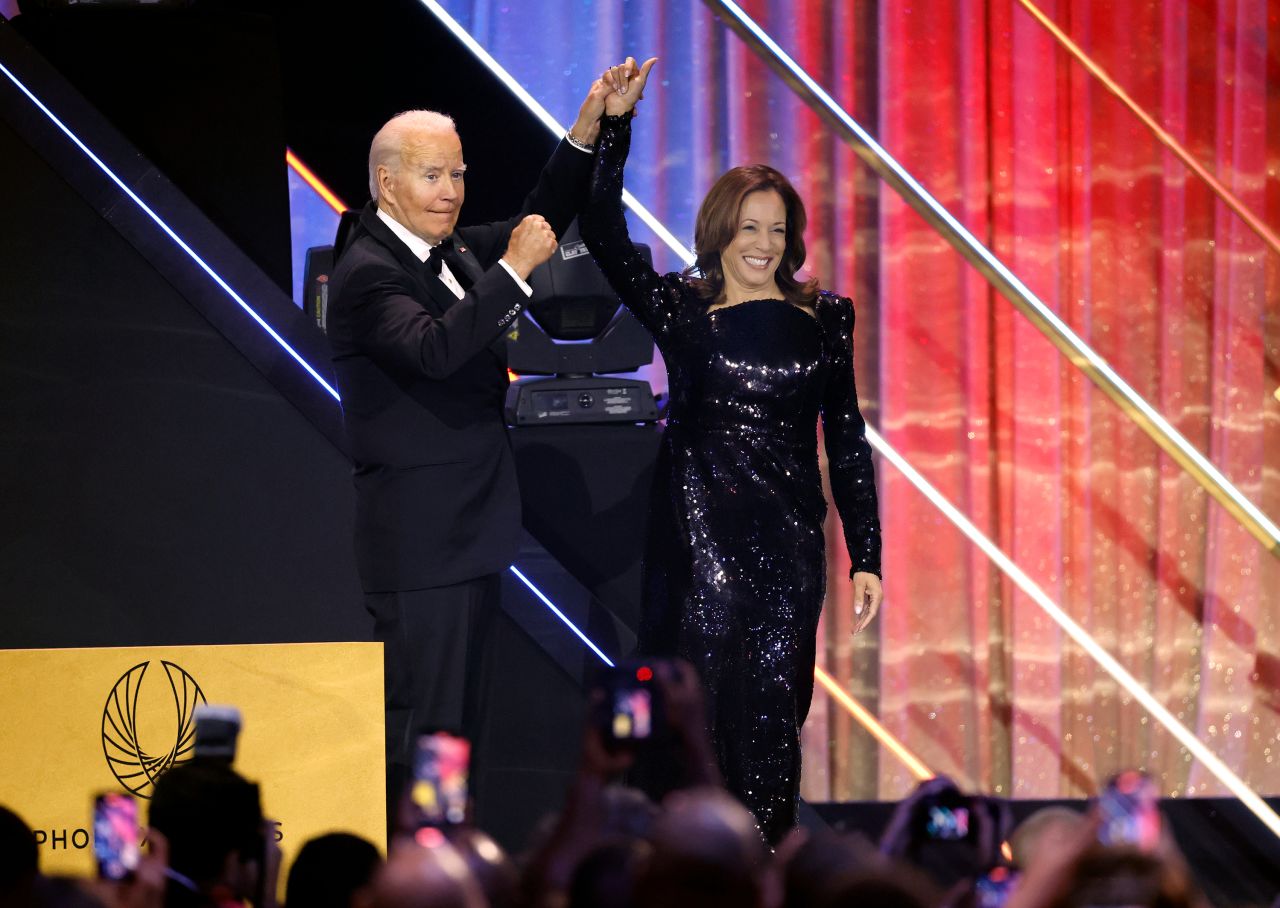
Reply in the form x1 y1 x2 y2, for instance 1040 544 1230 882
602 56 658 117
851 572 882 634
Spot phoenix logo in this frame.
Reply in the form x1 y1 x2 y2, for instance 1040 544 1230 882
101 661 207 798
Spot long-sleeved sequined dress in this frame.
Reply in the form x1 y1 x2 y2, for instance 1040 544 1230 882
580 115 882 843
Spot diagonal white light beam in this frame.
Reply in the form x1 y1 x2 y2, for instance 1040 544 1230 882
509 565 615 667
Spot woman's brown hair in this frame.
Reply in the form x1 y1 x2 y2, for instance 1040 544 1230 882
686 164 819 307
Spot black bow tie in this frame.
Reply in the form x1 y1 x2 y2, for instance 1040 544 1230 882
426 237 474 292
426 237 454 275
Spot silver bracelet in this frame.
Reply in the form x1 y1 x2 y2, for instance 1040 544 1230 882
565 131 596 153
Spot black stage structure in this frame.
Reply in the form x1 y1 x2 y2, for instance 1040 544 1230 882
1 5 1278 904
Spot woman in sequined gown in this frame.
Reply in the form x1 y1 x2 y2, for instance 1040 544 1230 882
580 61 883 844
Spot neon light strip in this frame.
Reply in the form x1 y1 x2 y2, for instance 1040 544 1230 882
867 424 1280 838
508 566 615 668
286 148 348 214
814 665 934 781
818 663 1014 863
707 1 1279 554
417 0 694 267
0 61 342 402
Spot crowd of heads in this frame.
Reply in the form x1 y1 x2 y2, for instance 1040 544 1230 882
0 664 1252 908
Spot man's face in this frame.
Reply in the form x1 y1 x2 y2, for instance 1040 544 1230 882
379 126 466 245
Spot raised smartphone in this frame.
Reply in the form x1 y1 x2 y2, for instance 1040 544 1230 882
1097 769 1161 851
93 793 140 881
412 732 470 827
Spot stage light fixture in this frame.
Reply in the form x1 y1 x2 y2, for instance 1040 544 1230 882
505 221 659 425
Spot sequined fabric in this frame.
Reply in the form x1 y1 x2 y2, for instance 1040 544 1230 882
580 115 881 843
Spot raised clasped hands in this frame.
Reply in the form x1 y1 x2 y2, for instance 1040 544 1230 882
568 55 657 145
851 571 883 635
602 55 659 117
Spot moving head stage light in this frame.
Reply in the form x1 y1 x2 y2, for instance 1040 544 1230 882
504 221 658 426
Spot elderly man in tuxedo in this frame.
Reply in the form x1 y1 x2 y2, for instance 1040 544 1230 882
328 73 617 817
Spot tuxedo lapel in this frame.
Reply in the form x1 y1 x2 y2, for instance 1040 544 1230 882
419 268 464 314
446 240 485 289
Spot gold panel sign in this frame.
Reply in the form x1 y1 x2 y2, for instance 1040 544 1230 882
0 643 385 878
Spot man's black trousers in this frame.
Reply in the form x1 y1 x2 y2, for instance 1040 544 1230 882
365 573 500 826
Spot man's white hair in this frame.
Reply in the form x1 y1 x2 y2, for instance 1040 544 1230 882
368 109 458 201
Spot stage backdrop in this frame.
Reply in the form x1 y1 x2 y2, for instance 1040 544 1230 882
0 643 384 878
435 0 1280 803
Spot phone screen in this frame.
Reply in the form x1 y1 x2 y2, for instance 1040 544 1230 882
1097 770 1160 850
611 687 653 740
93 793 140 881
412 732 470 827
924 804 971 840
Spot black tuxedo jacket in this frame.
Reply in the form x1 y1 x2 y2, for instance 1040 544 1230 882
328 138 592 592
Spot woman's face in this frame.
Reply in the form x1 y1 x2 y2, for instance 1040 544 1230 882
718 189 787 301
